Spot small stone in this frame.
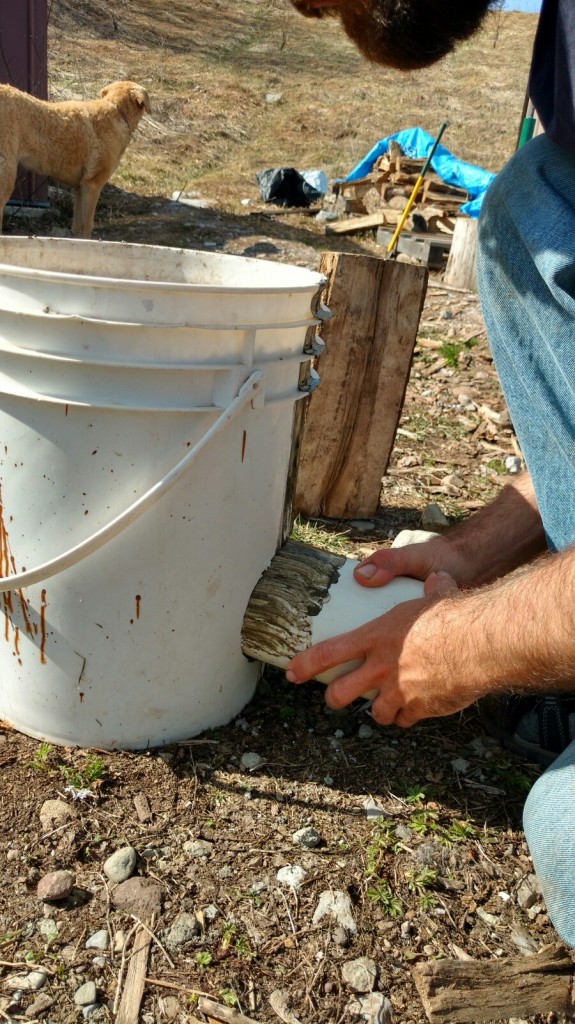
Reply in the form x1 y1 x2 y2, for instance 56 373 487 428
5 970 47 993
292 827 321 849
158 995 180 1019
25 992 54 1017
342 957 378 993
401 920 412 938
476 906 499 927
112 878 163 919
277 865 306 889
38 918 59 942
313 890 357 933
82 1005 103 1019
364 799 385 820
516 873 541 910
39 799 75 832
451 757 469 773
241 751 264 770
7 849 19 861
133 793 153 822
264 92 283 104
358 724 373 740
86 930 109 951
349 520 376 532
332 925 351 948
165 912 201 948
183 839 213 859
395 824 414 843
505 456 523 475
103 846 137 884
421 502 450 531
510 925 538 955
37 870 75 902
113 930 126 953
346 991 393 1024
74 982 97 1006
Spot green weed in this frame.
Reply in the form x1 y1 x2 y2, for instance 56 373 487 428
194 951 213 968
30 742 54 772
60 755 105 790
366 880 403 918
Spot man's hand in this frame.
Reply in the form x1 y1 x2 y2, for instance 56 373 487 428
286 587 480 727
353 471 546 592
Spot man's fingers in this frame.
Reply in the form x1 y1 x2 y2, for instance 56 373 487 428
286 632 365 685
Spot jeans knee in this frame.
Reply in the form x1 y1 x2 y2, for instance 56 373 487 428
523 758 575 947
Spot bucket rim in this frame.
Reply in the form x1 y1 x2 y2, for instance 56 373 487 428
0 305 320 333
0 237 327 295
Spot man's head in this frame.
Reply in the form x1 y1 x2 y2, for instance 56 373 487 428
290 0 499 70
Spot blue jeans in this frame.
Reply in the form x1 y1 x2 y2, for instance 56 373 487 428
477 134 575 945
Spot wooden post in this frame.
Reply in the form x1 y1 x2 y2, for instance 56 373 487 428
444 216 477 291
294 252 427 520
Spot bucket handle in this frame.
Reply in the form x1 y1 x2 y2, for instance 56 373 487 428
0 370 263 594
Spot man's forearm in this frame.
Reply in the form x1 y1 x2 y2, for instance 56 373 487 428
441 471 547 586
425 541 575 700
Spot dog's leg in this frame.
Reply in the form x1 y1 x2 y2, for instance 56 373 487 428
73 178 106 239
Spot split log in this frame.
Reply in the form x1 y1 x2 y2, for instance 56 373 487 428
325 211 387 235
294 251 427 519
444 216 478 291
412 942 575 1024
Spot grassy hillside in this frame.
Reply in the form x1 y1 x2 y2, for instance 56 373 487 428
48 0 538 208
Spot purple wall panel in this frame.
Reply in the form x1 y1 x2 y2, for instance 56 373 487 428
0 0 48 203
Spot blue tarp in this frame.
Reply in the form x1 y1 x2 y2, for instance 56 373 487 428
345 127 496 218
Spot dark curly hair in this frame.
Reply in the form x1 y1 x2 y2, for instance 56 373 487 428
291 0 499 70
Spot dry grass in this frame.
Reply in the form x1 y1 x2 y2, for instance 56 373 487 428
48 0 538 209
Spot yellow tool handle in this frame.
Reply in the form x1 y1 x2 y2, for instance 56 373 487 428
386 173 424 253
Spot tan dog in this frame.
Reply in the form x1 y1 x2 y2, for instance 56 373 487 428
0 80 151 238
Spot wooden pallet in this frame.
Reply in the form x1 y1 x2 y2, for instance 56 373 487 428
376 227 452 268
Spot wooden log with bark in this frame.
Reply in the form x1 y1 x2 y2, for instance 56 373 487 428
412 942 575 1024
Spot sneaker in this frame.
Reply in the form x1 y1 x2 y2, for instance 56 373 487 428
479 693 575 767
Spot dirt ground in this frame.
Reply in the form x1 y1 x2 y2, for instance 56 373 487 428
0 4 564 1024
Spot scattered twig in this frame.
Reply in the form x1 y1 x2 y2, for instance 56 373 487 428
144 976 212 998
130 915 175 970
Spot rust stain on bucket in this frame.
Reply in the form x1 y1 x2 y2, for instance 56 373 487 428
0 488 48 664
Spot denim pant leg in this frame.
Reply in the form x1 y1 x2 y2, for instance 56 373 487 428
523 740 575 945
476 133 575 552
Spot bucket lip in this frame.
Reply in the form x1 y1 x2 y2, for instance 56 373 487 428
0 305 320 333
0 237 327 295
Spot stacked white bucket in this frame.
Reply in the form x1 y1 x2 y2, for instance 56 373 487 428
0 237 325 749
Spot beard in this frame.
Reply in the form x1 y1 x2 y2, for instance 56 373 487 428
290 0 498 70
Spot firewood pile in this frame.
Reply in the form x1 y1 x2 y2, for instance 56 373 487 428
325 139 469 236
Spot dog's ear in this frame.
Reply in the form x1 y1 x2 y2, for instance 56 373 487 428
99 84 111 99
130 86 152 115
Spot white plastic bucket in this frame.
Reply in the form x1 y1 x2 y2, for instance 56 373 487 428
0 237 325 749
